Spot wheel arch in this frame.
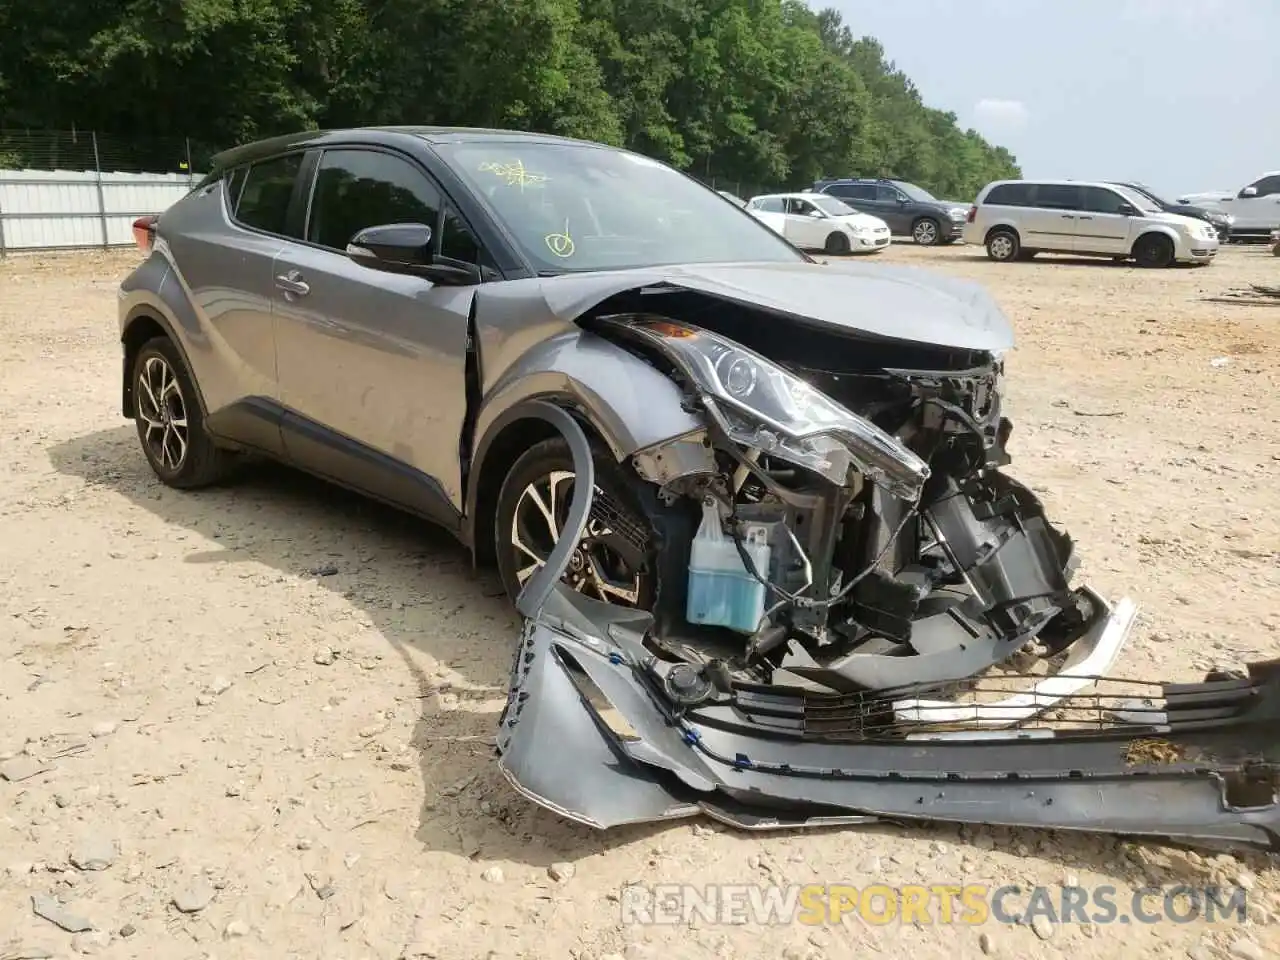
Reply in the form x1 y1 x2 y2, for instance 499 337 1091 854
984 223 1021 246
463 397 615 566
1131 228 1178 257
120 306 206 419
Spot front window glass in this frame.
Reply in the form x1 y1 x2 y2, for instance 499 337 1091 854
895 181 938 202
1113 185 1161 214
307 149 442 251
437 142 805 272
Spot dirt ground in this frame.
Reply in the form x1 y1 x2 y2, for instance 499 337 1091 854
1 241 1278 960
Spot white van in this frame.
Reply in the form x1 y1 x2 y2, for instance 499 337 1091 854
963 179 1219 267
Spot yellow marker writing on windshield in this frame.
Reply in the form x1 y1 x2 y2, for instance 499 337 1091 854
545 220 574 258
478 159 548 191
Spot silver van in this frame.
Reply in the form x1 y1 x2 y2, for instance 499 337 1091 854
963 179 1219 267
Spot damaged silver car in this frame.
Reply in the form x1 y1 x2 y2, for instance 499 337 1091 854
119 127 1280 850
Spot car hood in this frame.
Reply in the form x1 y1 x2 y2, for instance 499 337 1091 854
538 260 1014 352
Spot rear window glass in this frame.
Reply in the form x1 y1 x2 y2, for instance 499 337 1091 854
985 183 1030 206
827 184 874 200
234 153 303 235
1033 184 1080 210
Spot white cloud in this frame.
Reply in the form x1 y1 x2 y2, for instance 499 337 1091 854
972 98 1029 133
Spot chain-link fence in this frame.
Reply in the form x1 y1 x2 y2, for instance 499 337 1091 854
0 129 223 175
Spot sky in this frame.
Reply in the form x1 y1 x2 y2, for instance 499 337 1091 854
827 0 1280 198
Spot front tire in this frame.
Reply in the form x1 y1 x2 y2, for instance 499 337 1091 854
131 337 235 489
824 232 851 255
912 218 941 246
1133 233 1174 268
494 437 658 610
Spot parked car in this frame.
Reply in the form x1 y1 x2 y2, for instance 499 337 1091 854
811 177 967 245
1177 171 1280 241
744 192 891 254
1107 181 1233 243
117 126 1280 845
964 179 1220 267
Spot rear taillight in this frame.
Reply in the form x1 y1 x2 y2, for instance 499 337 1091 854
966 205 977 223
132 215 158 252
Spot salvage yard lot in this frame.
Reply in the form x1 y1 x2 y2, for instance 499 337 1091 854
1 244 1278 960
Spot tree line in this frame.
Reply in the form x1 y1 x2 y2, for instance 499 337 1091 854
0 0 1020 199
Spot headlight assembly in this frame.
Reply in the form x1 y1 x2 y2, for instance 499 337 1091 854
601 317 929 499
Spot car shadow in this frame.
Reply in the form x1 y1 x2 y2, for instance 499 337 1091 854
953 253 1212 270
46 426 1268 886
47 424 671 868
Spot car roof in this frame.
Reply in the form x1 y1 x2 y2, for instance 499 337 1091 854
211 125 607 170
987 178 1131 189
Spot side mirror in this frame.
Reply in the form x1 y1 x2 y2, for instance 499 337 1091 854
346 222 480 285
807 209 825 218
1117 202 1138 216
1241 186 1259 198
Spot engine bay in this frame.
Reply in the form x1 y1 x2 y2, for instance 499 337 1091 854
588 301 1101 696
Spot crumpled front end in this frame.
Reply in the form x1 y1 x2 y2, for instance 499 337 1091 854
497 402 1280 851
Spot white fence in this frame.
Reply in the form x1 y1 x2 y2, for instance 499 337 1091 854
0 169 199 256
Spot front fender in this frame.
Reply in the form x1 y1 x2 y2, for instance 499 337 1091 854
463 329 702 552
472 329 701 463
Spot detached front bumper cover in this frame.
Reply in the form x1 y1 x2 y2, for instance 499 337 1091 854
498 402 1280 851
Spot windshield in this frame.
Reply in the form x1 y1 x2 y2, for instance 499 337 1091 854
1114 185 1162 214
1125 183 1168 208
808 195 856 216
896 181 938 202
436 141 806 272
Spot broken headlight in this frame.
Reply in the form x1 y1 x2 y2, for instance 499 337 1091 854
607 318 929 499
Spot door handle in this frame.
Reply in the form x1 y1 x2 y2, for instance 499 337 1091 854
275 271 310 297
1078 215 1093 220
1061 214 1076 219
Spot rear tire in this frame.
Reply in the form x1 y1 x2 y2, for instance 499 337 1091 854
912 218 941 246
824 232 851 255
985 228 1020 262
1133 233 1174 268
131 337 236 489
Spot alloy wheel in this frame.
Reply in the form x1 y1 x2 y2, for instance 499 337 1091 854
136 354 189 472
913 220 939 245
509 469 645 605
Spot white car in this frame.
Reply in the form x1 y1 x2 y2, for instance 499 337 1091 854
745 192 891 254
964 179 1219 267
1177 172 1280 240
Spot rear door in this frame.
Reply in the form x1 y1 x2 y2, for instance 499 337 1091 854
270 145 489 524
158 151 307 453
824 183 876 217
1076 186 1136 255
1024 184 1082 251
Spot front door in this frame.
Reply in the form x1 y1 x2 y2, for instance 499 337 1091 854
1076 186 1136 255
783 196 826 248
271 146 487 524
872 184 912 234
